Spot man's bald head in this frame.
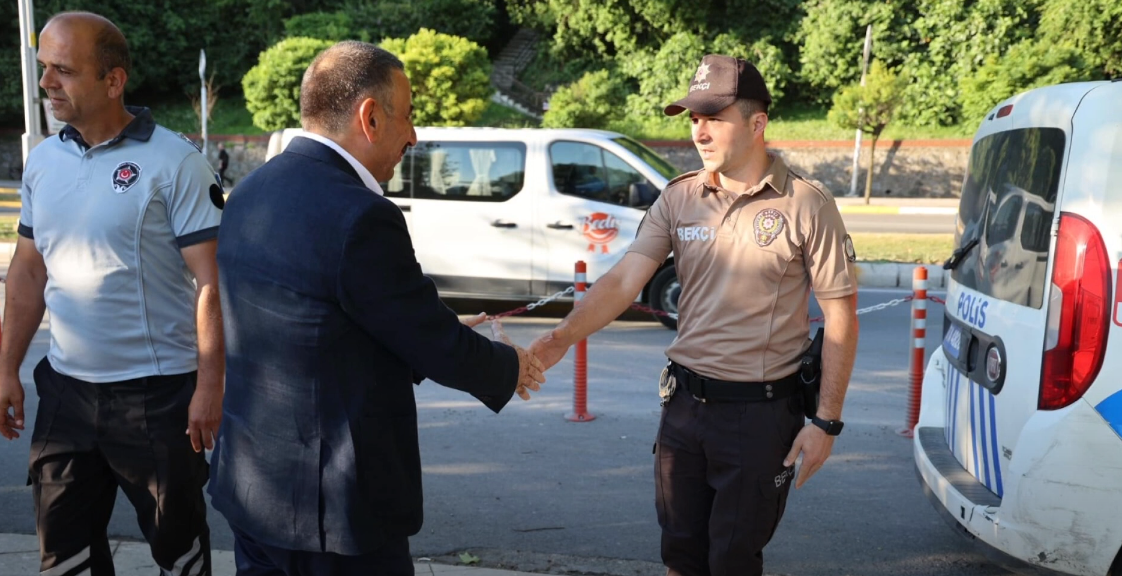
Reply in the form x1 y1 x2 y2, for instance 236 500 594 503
43 12 131 79
300 41 404 135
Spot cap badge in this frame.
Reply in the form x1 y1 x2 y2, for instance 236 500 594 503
753 208 785 247
694 63 711 83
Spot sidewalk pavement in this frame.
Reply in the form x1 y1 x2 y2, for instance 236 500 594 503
835 196 958 215
0 533 545 576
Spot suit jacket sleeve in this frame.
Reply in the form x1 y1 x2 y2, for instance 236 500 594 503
336 200 519 412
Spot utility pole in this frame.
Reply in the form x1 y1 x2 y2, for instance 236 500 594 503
199 49 208 156
848 25 873 197
18 0 44 166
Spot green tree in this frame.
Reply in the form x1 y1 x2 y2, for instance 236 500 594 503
1039 0 1122 77
828 62 906 204
508 0 801 73
959 41 1091 122
622 31 793 127
541 69 629 128
242 37 333 131
382 29 492 126
795 0 917 103
896 0 1039 126
284 11 367 42
353 0 497 46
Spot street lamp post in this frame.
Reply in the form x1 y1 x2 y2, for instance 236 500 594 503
199 49 208 156
18 0 44 167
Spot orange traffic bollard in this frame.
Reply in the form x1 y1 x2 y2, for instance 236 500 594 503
899 266 928 438
566 261 595 422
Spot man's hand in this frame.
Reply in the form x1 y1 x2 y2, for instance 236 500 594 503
185 384 223 452
491 320 545 400
461 312 488 328
0 374 25 441
529 329 570 373
783 423 836 489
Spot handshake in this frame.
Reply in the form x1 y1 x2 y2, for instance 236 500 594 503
460 313 571 402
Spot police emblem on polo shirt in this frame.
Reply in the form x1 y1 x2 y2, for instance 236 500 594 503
844 234 857 262
111 162 142 193
753 208 785 247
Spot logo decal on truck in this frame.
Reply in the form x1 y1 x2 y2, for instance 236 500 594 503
580 212 620 253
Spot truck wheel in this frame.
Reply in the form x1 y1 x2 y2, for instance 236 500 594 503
650 265 679 330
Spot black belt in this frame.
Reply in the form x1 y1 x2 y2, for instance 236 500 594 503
669 362 799 403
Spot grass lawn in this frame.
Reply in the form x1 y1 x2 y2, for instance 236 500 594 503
851 233 955 264
472 101 541 128
0 215 18 242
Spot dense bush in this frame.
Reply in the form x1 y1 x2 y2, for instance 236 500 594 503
242 37 333 131
381 29 492 126
541 69 629 129
284 11 367 42
959 41 1091 122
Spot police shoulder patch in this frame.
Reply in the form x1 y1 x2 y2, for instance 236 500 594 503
210 173 225 210
112 161 142 194
844 234 857 262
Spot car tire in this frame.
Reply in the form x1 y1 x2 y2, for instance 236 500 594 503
650 265 679 330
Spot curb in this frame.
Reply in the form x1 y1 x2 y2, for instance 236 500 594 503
854 262 946 289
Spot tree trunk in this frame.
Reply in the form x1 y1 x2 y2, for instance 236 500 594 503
864 134 879 205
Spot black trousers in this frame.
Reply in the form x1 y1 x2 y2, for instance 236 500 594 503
231 524 413 576
655 385 804 576
29 358 211 576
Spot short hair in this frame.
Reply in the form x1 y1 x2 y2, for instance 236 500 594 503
300 41 405 134
46 12 131 79
735 99 768 120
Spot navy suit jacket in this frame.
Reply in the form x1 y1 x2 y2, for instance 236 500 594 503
208 137 519 554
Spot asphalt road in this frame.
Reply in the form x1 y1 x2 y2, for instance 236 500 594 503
0 287 1014 576
0 206 953 234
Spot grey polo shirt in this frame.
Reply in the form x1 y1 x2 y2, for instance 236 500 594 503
19 107 224 383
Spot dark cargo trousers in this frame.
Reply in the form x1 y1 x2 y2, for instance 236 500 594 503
655 388 804 576
28 358 211 576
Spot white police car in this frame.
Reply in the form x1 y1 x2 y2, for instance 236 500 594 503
267 127 683 327
914 79 1122 575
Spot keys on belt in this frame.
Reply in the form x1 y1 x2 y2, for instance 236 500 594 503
668 362 799 403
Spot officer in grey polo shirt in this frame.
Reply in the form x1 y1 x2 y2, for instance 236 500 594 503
0 12 223 576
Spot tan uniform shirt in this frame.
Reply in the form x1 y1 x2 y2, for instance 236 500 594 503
629 154 857 382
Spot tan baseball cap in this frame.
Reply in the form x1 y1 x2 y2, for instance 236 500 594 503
664 54 772 116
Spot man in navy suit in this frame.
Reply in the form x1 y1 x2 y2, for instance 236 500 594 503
209 41 546 576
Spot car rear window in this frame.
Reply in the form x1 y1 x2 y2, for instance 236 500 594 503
951 128 1065 309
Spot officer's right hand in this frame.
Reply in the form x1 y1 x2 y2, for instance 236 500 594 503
529 330 570 373
0 374 26 441
491 320 546 400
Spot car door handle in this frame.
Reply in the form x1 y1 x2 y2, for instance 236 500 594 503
398 205 411 212
491 220 517 228
547 222 574 230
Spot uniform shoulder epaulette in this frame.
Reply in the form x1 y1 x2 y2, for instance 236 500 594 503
788 169 833 202
173 131 204 153
666 169 703 190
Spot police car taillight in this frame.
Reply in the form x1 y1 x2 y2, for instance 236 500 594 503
1039 213 1111 410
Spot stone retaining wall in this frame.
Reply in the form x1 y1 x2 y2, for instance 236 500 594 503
650 140 970 198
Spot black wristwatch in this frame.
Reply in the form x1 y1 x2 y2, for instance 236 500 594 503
811 417 844 436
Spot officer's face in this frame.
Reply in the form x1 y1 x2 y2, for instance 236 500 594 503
690 105 760 174
37 20 120 126
371 69 418 182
